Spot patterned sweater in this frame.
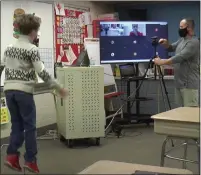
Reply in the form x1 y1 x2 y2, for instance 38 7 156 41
2 35 61 94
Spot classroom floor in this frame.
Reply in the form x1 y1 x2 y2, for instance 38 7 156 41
1 125 199 174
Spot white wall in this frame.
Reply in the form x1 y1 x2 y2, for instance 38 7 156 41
1 1 114 139
1 1 54 84
1 93 57 138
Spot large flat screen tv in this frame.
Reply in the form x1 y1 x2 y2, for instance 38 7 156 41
99 21 168 64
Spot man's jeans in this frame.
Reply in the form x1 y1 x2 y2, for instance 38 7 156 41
5 90 37 162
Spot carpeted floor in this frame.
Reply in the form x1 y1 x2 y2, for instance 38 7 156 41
1 125 199 174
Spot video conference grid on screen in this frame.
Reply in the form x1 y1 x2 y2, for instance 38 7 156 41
99 21 168 64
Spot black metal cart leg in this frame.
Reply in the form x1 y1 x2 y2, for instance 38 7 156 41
66 139 74 148
195 139 200 173
95 138 100 146
59 135 66 142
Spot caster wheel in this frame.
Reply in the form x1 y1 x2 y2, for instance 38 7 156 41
146 122 150 126
67 139 73 148
95 138 100 146
59 135 66 142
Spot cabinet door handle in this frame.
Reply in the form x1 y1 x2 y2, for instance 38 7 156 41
61 98 63 106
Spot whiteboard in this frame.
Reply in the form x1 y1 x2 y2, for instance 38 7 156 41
84 38 115 86
1 1 54 85
84 38 100 65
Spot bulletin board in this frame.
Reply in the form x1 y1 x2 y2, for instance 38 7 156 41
55 8 88 65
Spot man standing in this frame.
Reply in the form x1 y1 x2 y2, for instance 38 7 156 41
154 18 199 107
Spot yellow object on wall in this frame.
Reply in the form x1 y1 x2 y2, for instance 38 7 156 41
115 66 121 77
13 8 25 39
1 98 9 124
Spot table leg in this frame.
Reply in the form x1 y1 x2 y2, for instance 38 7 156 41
170 139 174 147
127 81 131 115
182 140 188 169
160 137 169 166
195 140 200 174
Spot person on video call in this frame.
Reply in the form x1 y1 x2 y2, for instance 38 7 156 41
154 18 199 107
129 24 143 36
2 14 68 173
105 26 109 35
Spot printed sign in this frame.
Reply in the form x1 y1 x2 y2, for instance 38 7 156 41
0 98 9 124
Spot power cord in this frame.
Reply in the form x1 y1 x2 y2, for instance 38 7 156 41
104 73 138 108
106 128 142 138
105 74 145 131
104 73 114 76
105 60 152 133
104 72 136 108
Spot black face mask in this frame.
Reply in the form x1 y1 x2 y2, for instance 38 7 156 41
178 27 188 37
33 38 39 47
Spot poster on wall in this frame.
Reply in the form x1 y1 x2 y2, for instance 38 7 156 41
55 8 88 65
78 12 92 27
54 2 65 16
0 98 9 124
13 8 25 38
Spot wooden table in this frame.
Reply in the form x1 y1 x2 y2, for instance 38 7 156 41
79 160 193 174
151 107 200 169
